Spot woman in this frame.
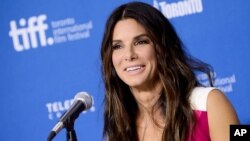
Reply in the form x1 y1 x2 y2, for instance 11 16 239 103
101 2 239 141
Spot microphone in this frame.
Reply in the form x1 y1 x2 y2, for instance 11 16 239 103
47 92 93 141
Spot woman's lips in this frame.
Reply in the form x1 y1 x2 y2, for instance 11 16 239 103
124 65 145 72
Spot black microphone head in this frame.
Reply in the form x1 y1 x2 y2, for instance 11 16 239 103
47 91 93 141
74 91 93 110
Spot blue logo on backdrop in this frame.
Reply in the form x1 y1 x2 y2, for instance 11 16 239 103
46 95 96 120
153 0 203 19
197 72 237 93
9 15 53 52
9 14 93 52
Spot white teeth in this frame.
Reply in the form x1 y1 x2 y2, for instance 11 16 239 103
126 66 142 72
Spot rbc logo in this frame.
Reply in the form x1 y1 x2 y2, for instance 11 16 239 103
9 14 54 52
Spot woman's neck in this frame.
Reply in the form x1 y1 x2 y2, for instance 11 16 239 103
131 81 165 141
130 80 163 112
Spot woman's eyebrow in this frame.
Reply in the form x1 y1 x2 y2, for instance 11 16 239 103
112 34 149 44
133 34 149 40
111 40 122 44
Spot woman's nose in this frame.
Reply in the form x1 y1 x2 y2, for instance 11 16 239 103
123 46 138 61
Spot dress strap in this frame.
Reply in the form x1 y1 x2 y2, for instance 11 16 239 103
189 87 216 111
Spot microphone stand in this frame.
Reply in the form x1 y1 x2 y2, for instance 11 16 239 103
65 118 77 141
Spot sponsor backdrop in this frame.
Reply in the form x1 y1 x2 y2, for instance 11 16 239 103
0 0 249 140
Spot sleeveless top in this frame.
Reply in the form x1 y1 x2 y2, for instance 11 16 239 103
187 87 216 141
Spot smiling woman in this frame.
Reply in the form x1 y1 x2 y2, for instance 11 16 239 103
100 1 239 141
111 19 157 89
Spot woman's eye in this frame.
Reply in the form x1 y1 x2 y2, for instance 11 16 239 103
112 44 122 50
135 40 149 46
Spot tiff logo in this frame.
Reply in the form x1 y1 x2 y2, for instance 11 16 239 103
9 14 54 52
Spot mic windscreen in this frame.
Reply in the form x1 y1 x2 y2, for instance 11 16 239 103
74 91 93 110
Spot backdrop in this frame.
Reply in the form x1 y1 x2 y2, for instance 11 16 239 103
0 0 249 140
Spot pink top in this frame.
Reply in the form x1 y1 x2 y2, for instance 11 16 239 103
187 87 216 141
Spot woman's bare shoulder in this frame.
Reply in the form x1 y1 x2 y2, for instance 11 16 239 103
207 89 239 141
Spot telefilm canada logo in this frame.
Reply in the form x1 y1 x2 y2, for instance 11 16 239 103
9 14 93 52
46 96 95 120
153 0 203 19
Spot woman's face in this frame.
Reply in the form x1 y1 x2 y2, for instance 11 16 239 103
111 18 158 89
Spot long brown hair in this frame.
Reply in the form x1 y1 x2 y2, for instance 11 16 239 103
101 2 213 141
